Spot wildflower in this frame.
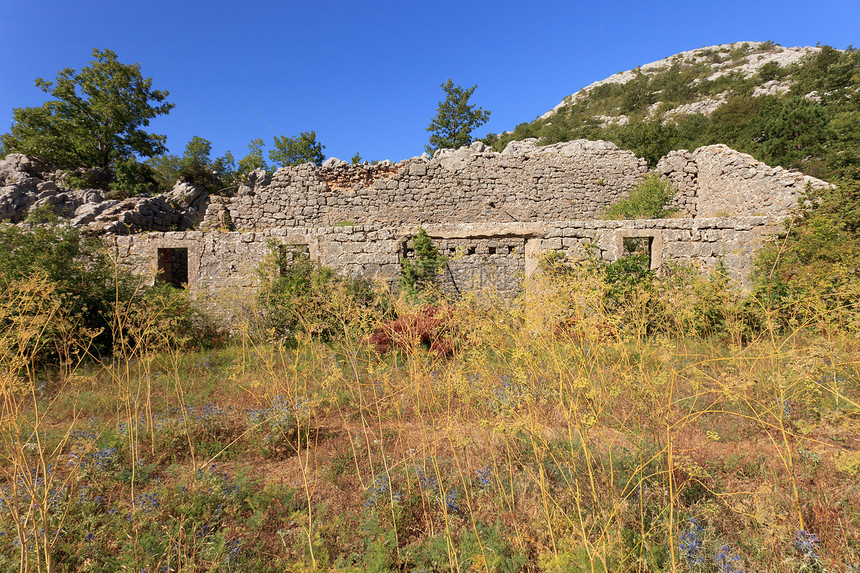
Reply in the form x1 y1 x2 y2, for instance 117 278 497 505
444 489 459 513
794 529 821 564
415 469 438 491
714 544 744 573
679 518 705 566
365 475 390 508
476 465 492 488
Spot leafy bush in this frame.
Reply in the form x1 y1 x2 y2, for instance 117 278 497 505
753 179 860 331
0 222 222 364
146 136 236 194
400 228 447 301
603 173 676 219
256 242 386 346
109 156 160 199
0 222 137 358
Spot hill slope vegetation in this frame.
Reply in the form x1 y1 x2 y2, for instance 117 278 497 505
484 41 860 182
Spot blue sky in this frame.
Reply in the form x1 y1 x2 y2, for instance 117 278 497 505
1 0 857 164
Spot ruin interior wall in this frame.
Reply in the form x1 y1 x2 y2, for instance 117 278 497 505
196 141 827 236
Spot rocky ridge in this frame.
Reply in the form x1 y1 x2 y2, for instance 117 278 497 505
539 41 822 122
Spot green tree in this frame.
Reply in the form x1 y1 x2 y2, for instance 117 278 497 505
145 137 236 193
426 79 491 152
268 131 326 168
1 49 173 170
237 138 268 175
177 136 221 188
761 96 830 168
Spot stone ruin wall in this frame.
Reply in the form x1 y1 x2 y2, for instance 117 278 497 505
197 140 826 234
656 144 824 218
200 140 651 231
114 215 785 318
1 139 831 310
1 140 827 237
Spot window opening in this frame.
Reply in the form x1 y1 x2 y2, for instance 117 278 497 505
278 244 310 276
622 236 654 267
156 248 189 288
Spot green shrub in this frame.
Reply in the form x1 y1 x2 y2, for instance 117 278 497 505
256 242 386 346
0 222 137 358
0 222 221 363
603 173 676 219
400 228 447 301
753 179 860 331
109 156 160 199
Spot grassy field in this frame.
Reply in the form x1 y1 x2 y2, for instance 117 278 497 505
1 270 859 572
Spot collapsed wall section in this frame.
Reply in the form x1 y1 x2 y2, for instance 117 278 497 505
657 144 829 217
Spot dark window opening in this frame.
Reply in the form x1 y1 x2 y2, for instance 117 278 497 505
488 246 497 255
622 236 654 267
156 248 189 288
466 246 476 255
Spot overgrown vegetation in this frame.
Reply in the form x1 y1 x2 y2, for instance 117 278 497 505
753 178 860 331
0 219 220 362
2 194 860 570
400 227 448 301
3 236 859 570
603 173 677 219
255 242 385 347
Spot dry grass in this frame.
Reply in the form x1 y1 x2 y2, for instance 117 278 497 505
1 271 859 572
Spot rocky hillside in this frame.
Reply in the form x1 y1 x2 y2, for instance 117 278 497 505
0 153 210 234
485 41 859 181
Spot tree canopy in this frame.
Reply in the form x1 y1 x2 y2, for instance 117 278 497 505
145 136 237 192
268 132 326 168
426 80 491 153
0 49 173 170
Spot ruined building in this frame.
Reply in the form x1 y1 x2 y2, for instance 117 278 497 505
0 138 829 308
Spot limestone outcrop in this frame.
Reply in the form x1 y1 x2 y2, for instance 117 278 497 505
0 153 207 233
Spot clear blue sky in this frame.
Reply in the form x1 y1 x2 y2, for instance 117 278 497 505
1 0 857 163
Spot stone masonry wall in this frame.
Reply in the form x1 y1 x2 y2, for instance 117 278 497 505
200 140 650 231
657 144 829 217
199 140 828 234
99 139 829 314
114 216 783 317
